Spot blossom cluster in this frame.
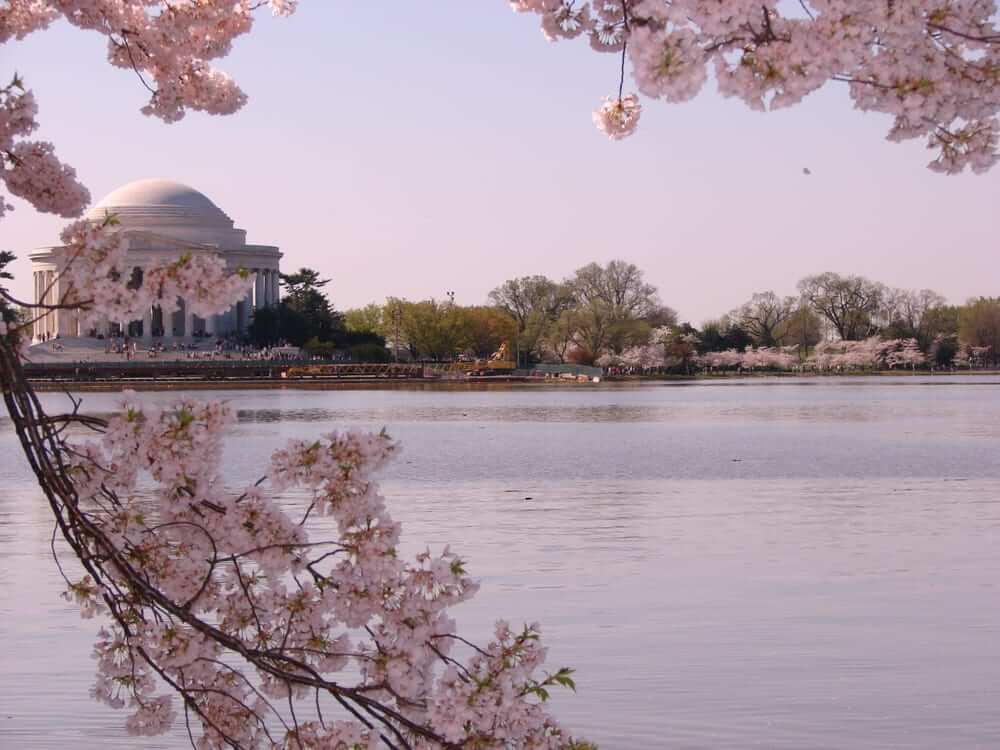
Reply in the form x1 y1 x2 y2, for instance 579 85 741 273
59 397 588 748
0 77 89 219
807 337 927 371
951 343 993 367
697 338 930 372
699 346 800 371
592 94 642 140
4 1 297 124
512 0 1000 172
599 337 938 373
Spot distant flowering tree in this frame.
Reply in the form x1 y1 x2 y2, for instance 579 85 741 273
884 338 928 369
606 333 934 375
738 346 799 371
698 348 743 371
803 336 933 371
1 3 590 748
511 1 1000 173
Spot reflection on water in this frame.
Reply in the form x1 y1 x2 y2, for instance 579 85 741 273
2 377 1000 749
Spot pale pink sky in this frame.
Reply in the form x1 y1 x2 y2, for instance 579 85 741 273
4 3 998 324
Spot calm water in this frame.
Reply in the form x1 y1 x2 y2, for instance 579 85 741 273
2 376 1000 749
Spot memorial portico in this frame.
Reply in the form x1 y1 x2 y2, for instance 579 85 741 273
28 178 282 343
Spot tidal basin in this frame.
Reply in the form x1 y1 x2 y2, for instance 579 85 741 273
2 376 1000 749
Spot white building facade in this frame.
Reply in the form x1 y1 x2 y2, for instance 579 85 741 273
29 178 281 343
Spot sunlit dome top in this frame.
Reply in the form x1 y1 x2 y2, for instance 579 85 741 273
87 178 232 227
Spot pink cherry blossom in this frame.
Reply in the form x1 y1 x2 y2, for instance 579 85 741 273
44 397 590 748
592 93 642 139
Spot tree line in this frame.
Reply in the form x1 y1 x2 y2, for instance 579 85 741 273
701 274 1000 369
340 261 677 365
254 264 1000 370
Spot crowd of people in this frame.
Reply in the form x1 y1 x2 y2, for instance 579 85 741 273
36 333 306 362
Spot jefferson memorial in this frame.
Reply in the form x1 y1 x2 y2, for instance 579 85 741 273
29 178 281 343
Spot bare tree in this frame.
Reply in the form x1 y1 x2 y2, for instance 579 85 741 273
488 276 569 329
734 291 797 346
489 276 572 362
569 260 660 319
798 272 886 341
881 288 948 348
565 261 664 355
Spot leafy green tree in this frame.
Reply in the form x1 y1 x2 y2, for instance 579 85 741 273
490 262 670 363
959 297 1000 365
457 306 518 359
568 300 614 363
387 298 467 361
303 337 336 358
344 303 385 336
567 260 666 356
920 304 961 346
280 268 340 343
539 309 580 363
661 325 700 374
698 316 753 352
249 306 282 346
281 268 329 297
489 276 572 364
348 341 391 363
774 305 823 352
929 334 960 368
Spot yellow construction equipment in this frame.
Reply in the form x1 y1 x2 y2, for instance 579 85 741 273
450 341 516 376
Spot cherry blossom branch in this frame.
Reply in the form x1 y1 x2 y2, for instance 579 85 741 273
0 330 589 748
927 23 1000 44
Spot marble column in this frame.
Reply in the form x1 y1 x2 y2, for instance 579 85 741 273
183 300 194 340
41 271 48 340
44 271 54 338
36 271 44 341
39 271 46 339
270 270 279 304
205 313 216 336
142 307 153 344
163 306 175 342
56 273 71 337
32 272 40 341
242 288 253 332
253 268 267 310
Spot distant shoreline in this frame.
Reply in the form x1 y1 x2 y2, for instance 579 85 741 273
27 369 1000 393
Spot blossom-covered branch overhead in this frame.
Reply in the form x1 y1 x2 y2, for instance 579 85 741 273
512 0 1000 173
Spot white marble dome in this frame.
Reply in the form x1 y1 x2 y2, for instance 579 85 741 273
87 178 234 229
85 178 248 247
